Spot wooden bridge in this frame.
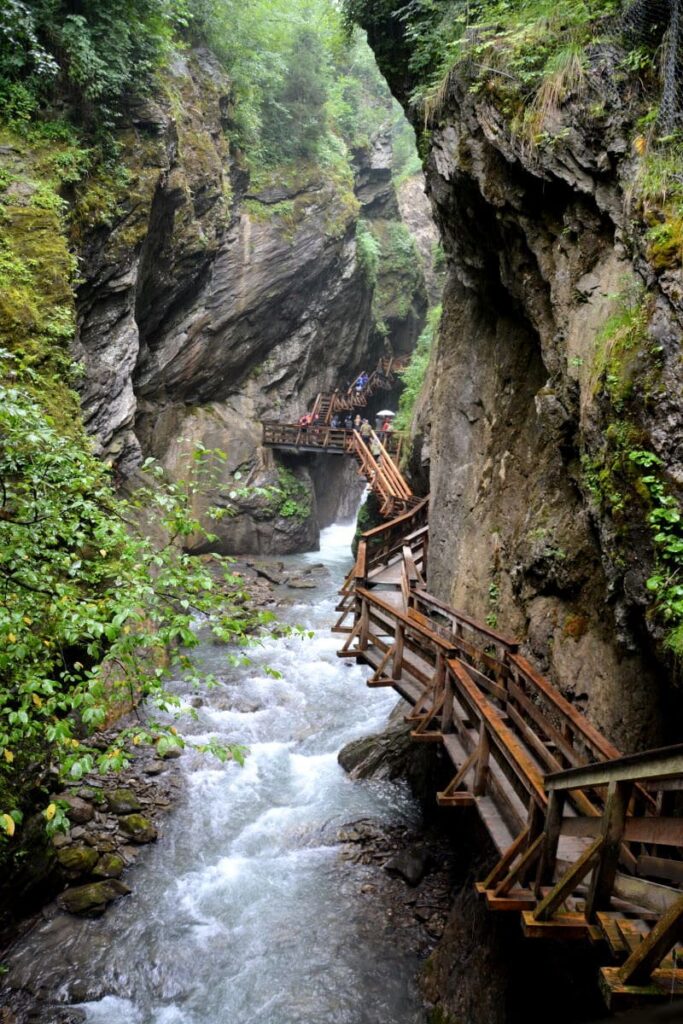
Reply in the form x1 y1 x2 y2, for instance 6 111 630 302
262 423 418 519
262 355 419 517
334 499 683 1011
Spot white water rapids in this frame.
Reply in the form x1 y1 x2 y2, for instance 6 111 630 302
9 521 427 1024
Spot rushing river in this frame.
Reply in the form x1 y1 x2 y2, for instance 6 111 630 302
8 520 427 1024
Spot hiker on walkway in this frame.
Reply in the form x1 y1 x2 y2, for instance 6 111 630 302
345 414 353 429
354 413 362 431
360 418 372 442
370 437 382 463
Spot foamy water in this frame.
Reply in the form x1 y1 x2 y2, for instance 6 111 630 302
7 521 426 1023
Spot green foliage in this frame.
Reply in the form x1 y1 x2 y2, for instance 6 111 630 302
594 283 650 410
582 430 683 656
627 451 683 656
0 355 281 838
274 467 311 521
372 219 424 321
393 303 441 431
355 219 381 285
0 0 188 134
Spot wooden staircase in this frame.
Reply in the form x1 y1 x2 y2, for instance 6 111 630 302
312 355 410 424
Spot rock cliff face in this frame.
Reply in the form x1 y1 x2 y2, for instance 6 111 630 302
73 49 428 554
359 34 683 754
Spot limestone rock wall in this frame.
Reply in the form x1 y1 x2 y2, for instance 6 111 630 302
359 40 683 753
73 49 428 554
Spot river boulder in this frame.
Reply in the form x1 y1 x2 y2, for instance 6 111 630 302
57 879 131 916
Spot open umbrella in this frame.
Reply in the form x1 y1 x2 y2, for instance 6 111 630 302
376 409 395 417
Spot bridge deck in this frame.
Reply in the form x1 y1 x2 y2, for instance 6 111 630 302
334 499 683 1010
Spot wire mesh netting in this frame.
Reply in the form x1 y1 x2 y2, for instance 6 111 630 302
621 0 683 132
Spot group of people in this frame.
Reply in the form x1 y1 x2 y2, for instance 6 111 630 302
296 407 393 463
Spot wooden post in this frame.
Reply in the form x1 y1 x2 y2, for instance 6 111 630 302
441 664 454 734
393 622 404 679
358 596 369 652
534 789 566 895
473 726 490 796
584 779 633 921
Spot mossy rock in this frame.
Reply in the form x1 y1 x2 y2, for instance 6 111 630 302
56 846 99 876
106 788 142 815
92 852 125 879
57 879 131 916
119 814 157 843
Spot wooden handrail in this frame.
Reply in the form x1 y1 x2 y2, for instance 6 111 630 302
413 588 519 650
546 743 683 791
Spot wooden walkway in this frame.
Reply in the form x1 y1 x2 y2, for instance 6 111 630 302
310 355 410 426
262 423 419 518
334 499 683 1011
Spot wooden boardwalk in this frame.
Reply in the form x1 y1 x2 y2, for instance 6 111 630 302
262 423 419 518
261 355 419 518
334 499 683 1011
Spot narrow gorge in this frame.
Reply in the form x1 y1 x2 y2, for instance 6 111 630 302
1 2 682 1023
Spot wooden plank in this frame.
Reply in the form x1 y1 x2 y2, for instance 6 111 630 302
523 911 594 941
637 855 683 885
562 815 683 846
356 588 457 653
600 965 683 1009
476 882 536 911
507 682 581 769
596 912 629 958
614 873 683 915
475 796 517 856
414 589 519 649
506 703 563 774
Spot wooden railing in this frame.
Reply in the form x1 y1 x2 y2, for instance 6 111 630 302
335 505 683 1010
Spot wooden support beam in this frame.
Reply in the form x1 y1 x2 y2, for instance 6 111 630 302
436 747 478 805
535 789 566 895
473 726 491 797
585 780 633 921
546 743 683 792
618 894 683 986
481 827 531 891
493 833 544 897
533 836 605 922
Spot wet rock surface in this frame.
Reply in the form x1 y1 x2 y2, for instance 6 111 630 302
336 819 453 956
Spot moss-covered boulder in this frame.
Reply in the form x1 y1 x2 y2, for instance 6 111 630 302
92 853 125 879
119 814 157 843
57 879 131 916
56 846 99 876
106 788 142 815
